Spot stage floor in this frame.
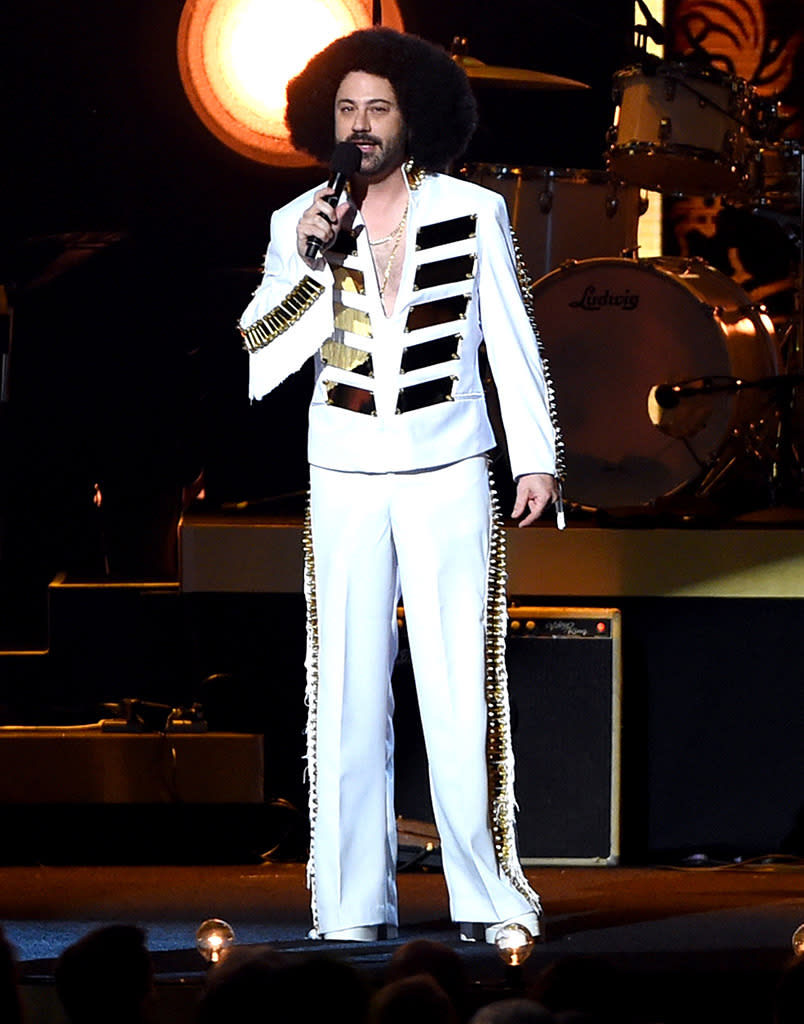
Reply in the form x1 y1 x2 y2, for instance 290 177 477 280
5 862 804 1024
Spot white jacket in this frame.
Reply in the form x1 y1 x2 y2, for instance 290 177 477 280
240 169 557 480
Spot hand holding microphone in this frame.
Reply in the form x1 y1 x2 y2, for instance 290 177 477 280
303 142 362 260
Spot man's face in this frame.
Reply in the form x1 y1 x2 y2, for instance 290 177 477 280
334 71 407 182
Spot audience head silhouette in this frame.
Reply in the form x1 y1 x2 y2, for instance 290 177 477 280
54 924 155 1024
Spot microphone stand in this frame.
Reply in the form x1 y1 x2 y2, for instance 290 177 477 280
635 0 665 47
659 374 804 507
771 144 804 378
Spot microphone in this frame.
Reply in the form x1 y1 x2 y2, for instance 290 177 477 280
651 383 681 409
648 381 717 439
305 142 362 260
650 379 719 409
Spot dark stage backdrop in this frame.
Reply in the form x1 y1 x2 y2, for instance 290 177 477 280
6 2 804 865
1 0 633 631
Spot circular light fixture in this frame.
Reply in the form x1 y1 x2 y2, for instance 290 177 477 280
494 922 536 966
178 0 404 166
196 918 236 963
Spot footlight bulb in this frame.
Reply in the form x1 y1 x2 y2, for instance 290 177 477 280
792 924 804 955
495 922 535 966
196 918 236 963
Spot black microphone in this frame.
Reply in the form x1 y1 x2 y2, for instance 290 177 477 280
305 142 362 260
652 384 681 409
651 379 719 408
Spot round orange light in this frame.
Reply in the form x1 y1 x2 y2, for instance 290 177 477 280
178 0 404 166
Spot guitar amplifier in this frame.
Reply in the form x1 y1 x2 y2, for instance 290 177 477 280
393 606 622 866
506 606 622 865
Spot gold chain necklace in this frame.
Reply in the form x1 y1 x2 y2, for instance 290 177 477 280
369 200 409 246
378 204 409 297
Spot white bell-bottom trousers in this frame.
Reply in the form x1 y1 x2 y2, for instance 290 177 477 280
305 455 537 936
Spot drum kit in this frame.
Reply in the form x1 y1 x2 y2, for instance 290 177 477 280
456 45 804 516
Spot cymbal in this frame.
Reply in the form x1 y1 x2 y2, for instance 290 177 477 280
452 54 590 91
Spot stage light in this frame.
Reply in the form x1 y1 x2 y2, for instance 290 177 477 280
177 0 404 166
494 922 536 967
793 923 804 955
196 918 236 963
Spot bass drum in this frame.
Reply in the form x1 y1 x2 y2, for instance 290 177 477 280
532 257 779 508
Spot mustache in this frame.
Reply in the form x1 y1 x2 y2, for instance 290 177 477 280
348 133 383 147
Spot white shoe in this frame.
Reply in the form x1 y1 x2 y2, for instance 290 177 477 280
320 924 399 942
459 911 543 944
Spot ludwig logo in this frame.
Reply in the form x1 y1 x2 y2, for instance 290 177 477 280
569 285 639 311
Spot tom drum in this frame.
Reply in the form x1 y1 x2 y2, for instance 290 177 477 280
730 139 804 212
461 164 642 280
607 61 754 196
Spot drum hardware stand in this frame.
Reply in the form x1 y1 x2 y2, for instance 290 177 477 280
634 0 665 51
743 207 803 375
732 143 804 508
773 144 804 376
658 374 804 508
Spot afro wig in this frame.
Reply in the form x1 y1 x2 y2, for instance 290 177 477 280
285 28 478 172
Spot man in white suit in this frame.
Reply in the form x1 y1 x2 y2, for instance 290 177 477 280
240 26 563 944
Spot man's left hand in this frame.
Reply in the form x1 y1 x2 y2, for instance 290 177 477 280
511 473 559 527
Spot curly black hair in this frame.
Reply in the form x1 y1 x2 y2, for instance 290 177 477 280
285 27 478 171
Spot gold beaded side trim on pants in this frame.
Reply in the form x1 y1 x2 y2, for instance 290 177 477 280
486 471 543 911
303 471 540 929
302 498 322 934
